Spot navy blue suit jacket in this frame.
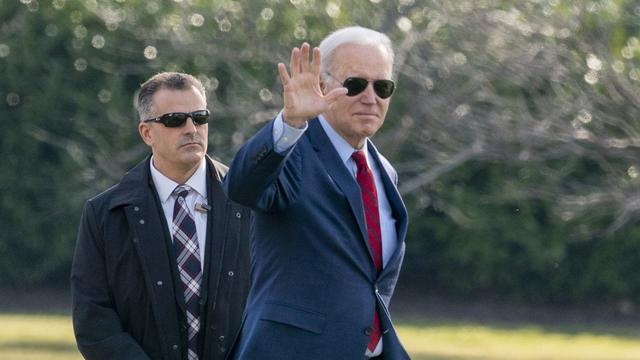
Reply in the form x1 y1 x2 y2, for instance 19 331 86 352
223 118 409 359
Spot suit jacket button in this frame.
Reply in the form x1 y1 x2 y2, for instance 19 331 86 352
363 327 372 336
172 344 179 350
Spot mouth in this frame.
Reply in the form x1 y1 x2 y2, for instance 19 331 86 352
180 142 203 149
353 112 379 117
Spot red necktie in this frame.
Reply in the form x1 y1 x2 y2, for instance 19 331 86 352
352 150 382 352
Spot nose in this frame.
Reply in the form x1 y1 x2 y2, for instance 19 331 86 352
359 83 377 104
182 117 198 133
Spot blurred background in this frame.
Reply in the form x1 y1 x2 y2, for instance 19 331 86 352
2 0 640 359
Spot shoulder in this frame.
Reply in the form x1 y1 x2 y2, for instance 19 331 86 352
83 178 132 218
85 157 150 213
206 155 229 180
369 143 398 181
86 183 118 208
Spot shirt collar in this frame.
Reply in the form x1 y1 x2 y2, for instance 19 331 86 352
150 156 207 204
318 114 370 166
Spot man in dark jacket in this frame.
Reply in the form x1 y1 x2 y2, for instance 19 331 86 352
71 72 250 360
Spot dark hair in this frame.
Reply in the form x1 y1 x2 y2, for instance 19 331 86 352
136 72 206 121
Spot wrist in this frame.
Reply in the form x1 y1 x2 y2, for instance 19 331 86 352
282 113 307 128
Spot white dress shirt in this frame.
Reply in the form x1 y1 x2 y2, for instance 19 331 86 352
150 156 208 267
272 110 308 153
273 114 398 357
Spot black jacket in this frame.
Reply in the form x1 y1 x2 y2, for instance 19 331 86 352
71 155 251 360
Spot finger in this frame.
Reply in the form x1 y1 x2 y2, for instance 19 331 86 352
277 63 290 86
300 43 310 73
290 47 300 77
324 87 348 104
311 47 321 76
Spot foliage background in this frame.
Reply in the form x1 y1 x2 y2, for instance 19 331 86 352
1 0 640 308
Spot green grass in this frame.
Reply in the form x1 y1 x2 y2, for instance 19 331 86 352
0 314 80 360
396 317 640 360
1 313 640 359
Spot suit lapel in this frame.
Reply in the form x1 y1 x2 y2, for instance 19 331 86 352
200 156 227 308
127 192 187 312
110 157 185 330
367 141 409 271
307 119 371 260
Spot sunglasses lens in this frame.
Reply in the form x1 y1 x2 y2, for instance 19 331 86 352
162 113 188 127
343 77 368 96
342 77 395 98
155 110 209 127
374 80 395 99
191 110 210 125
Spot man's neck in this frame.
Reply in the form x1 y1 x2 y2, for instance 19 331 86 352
321 114 365 149
152 157 204 184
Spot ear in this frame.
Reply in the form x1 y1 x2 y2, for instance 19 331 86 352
320 79 327 95
138 121 153 146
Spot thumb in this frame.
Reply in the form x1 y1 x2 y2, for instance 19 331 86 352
324 87 348 105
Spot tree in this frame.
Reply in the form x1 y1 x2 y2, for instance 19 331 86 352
2 0 640 305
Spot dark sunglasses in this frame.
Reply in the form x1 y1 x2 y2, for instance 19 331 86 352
327 73 395 99
143 109 210 128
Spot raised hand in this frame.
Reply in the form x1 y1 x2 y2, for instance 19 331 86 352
278 43 348 128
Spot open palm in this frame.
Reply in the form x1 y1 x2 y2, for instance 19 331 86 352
278 43 347 128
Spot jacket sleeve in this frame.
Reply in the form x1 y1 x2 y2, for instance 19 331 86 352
70 201 151 360
223 119 303 212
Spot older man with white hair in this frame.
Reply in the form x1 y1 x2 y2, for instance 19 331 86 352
224 26 409 360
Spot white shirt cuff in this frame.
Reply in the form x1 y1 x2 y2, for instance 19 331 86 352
272 111 307 153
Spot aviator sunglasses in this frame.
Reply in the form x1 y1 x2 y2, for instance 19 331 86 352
327 73 395 99
143 109 210 127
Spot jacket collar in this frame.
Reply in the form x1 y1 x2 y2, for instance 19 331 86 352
107 155 152 210
307 119 408 274
108 154 222 210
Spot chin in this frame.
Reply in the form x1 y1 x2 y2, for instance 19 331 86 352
180 152 204 164
359 125 381 138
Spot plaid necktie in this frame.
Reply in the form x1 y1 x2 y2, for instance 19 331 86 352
352 150 383 352
172 185 202 360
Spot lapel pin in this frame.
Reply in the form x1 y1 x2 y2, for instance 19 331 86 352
195 203 211 213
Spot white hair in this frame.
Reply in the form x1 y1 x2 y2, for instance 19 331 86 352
318 26 394 79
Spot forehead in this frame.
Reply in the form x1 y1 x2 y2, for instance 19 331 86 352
330 43 392 79
151 86 206 114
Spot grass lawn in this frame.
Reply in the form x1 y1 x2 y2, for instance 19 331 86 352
0 314 80 360
1 313 640 359
396 317 640 360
